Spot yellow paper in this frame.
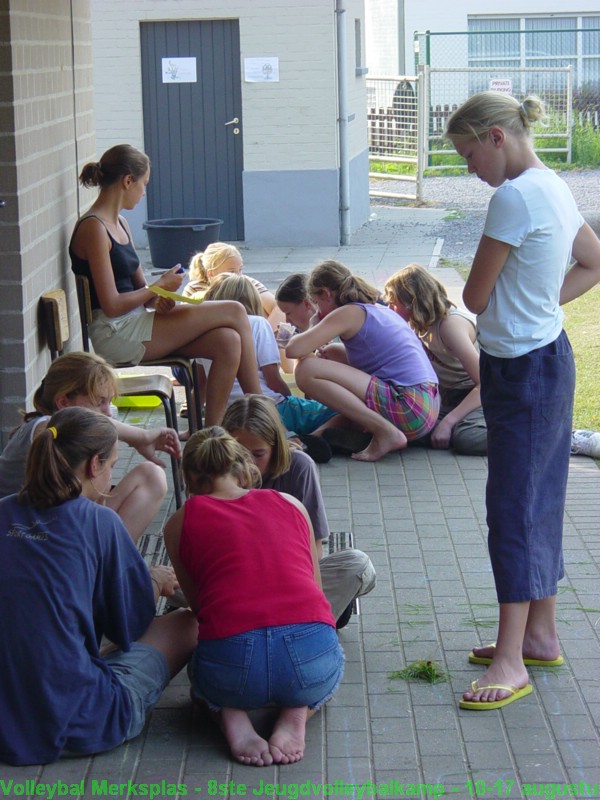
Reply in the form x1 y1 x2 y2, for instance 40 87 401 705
146 285 204 304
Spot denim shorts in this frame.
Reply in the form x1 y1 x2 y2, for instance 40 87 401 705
481 330 575 603
190 623 344 711
104 643 170 740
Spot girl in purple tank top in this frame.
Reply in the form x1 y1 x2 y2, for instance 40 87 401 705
286 260 439 462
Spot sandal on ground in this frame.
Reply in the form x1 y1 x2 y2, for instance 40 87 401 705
336 602 354 630
459 681 532 710
298 434 332 464
322 428 371 455
468 643 564 667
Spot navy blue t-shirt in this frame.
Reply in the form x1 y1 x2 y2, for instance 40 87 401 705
0 494 155 766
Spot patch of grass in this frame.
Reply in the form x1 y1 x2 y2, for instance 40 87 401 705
563 284 600 430
437 267 599 431
370 160 416 177
399 602 432 628
389 660 448 684
572 122 600 166
462 616 497 629
442 209 466 221
437 257 471 281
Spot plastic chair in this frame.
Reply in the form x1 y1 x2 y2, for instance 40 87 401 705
41 289 183 508
74 274 203 432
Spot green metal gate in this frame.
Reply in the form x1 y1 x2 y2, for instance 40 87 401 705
367 75 423 202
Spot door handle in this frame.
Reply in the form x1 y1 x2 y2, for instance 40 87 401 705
224 117 239 126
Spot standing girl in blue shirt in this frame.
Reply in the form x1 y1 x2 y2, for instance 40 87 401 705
446 92 600 710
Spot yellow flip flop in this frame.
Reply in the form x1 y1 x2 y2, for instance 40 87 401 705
459 681 533 710
468 643 564 667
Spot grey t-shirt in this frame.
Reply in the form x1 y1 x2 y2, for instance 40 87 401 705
0 416 49 498
262 449 329 542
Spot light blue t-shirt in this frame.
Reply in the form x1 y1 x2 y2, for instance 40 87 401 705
479 168 583 358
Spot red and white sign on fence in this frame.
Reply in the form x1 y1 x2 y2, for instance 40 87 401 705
490 78 513 94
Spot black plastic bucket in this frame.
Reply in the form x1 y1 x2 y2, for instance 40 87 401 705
143 217 224 270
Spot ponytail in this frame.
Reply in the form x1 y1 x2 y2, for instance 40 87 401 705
308 259 379 306
20 407 117 509
182 425 261 495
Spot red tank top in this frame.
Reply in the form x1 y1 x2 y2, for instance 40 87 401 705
180 489 335 639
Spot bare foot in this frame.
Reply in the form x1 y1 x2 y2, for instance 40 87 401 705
220 708 273 767
472 638 561 663
462 662 529 705
351 429 406 462
268 707 307 764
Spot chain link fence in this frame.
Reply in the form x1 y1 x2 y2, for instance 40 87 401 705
421 65 572 171
367 76 421 201
368 28 599 201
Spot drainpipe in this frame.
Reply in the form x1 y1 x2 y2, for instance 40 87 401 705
336 0 351 245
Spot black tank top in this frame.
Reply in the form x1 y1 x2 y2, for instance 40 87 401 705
69 215 140 310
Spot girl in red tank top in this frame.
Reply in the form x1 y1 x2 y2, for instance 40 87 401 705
164 426 344 768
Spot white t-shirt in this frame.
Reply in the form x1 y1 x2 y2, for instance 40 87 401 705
227 315 284 404
479 168 583 358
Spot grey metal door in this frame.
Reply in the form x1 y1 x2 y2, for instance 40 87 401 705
140 19 244 240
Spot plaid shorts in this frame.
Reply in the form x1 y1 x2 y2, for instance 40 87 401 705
365 378 440 441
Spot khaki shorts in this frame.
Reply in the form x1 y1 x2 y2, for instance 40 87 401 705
89 308 155 366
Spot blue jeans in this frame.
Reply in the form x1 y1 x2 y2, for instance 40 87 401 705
190 623 344 711
481 330 575 604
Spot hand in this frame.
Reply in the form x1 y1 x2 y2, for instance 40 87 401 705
154 264 185 292
135 427 182 465
430 418 453 449
316 344 334 359
275 322 296 347
149 565 180 598
155 296 176 314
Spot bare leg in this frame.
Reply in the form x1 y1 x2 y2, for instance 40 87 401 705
144 301 261 399
188 328 241 426
220 708 273 767
137 609 197 677
106 462 167 543
462 601 530 704
472 595 560 663
295 357 406 462
268 706 309 764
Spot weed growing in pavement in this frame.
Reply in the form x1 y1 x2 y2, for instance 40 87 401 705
389 660 448 684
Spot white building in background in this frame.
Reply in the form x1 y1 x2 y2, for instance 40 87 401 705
90 1 369 248
365 1 600 81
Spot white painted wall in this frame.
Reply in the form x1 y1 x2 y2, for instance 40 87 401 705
90 0 369 245
365 0 401 76
90 1 368 171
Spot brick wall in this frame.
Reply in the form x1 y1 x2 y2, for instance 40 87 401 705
0 0 95 446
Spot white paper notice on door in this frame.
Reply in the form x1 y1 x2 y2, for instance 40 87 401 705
244 57 279 82
162 58 197 83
